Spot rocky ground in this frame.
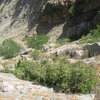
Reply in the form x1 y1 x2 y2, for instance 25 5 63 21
0 0 100 99
0 40 100 100
0 73 95 100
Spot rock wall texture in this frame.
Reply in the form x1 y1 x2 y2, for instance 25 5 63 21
40 0 100 40
0 0 100 42
41 0 100 24
0 0 44 42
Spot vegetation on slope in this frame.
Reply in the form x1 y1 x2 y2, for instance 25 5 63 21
14 57 96 94
80 25 100 44
56 38 71 47
24 34 49 50
0 39 21 59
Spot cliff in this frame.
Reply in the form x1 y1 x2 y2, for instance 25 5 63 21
0 0 100 42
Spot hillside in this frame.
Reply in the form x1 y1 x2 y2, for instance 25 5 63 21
0 0 100 100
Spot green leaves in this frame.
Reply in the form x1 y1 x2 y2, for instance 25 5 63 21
14 58 96 94
68 5 76 17
80 25 100 44
0 39 21 59
30 50 40 60
24 34 49 49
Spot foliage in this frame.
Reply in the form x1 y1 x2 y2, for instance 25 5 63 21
0 7 4 12
0 39 21 59
30 50 40 60
24 34 49 49
80 25 100 44
56 38 70 47
68 5 75 17
67 62 96 94
0 68 13 73
14 57 96 94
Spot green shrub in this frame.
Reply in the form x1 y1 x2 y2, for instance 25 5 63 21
67 62 96 94
68 5 75 17
14 57 96 94
80 25 100 44
24 34 49 49
0 68 13 73
56 38 70 47
0 7 4 12
30 50 40 60
0 39 21 59
14 59 47 82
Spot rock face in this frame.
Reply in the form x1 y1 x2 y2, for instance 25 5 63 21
62 22 90 40
41 0 100 24
92 11 100 27
40 0 100 40
0 0 100 42
0 0 44 42
69 50 85 58
40 0 68 24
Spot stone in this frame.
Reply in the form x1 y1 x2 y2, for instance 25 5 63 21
43 46 50 52
70 51 77 58
3 82 15 92
70 50 85 58
83 42 100 57
0 80 3 92
83 0 100 12
0 63 4 70
67 58 78 63
48 43 56 48
63 22 90 40
83 57 96 64
92 11 100 26
55 50 61 56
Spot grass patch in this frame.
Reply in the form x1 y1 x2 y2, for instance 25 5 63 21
24 34 49 50
0 39 21 59
0 68 13 73
0 7 4 12
80 25 100 44
68 5 76 17
56 38 70 47
14 57 96 94
30 50 40 60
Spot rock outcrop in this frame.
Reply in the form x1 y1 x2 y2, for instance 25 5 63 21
41 0 100 24
0 0 44 42
0 0 100 42
83 42 100 57
40 0 100 40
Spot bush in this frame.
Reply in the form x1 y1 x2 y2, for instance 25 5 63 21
80 25 100 44
68 5 76 17
14 57 96 94
56 38 70 47
30 50 40 60
24 34 49 49
67 62 96 94
0 7 4 12
0 39 21 59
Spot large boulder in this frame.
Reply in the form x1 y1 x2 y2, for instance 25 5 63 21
92 11 100 27
69 50 85 58
83 42 100 57
62 22 90 40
